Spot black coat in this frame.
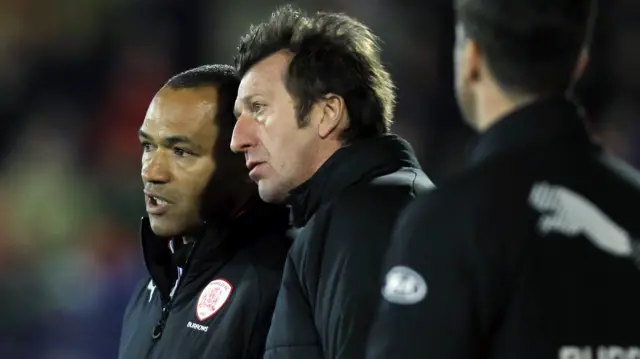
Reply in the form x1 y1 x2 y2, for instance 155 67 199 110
118 199 291 359
368 96 640 359
263 134 433 359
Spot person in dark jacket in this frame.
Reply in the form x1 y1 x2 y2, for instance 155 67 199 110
230 6 433 359
118 64 291 359
368 1 640 358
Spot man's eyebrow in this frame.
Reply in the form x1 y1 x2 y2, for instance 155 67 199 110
237 94 252 105
138 129 152 140
234 94 259 118
162 136 197 147
138 130 202 150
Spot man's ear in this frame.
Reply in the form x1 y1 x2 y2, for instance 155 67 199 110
317 93 345 139
464 38 482 82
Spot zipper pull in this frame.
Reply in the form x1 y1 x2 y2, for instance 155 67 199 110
151 305 170 340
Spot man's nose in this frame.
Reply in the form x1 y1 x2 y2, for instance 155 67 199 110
141 152 171 184
230 115 257 153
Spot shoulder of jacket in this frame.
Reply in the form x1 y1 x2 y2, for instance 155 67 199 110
340 169 431 205
370 167 433 189
132 276 154 296
408 166 533 228
122 276 157 317
314 183 418 245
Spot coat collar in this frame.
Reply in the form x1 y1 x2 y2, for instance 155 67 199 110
139 196 290 301
470 95 596 165
287 134 421 228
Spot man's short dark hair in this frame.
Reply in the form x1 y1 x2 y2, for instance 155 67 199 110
166 64 238 133
456 0 595 95
165 65 252 224
234 5 395 143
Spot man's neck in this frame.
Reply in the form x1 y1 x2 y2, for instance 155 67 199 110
181 191 256 244
475 86 538 133
298 140 342 186
180 224 207 244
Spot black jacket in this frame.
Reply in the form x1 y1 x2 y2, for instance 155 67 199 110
368 96 640 359
263 134 433 359
118 199 291 359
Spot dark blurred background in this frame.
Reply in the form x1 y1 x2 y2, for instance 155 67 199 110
0 1 637 358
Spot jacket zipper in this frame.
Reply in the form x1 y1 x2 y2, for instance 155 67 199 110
151 303 171 340
146 242 197 358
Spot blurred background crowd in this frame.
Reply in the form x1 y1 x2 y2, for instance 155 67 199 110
0 0 638 358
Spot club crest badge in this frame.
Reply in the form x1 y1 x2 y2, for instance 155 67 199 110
196 279 233 321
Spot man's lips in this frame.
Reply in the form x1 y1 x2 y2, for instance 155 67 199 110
246 160 265 171
246 161 266 181
144 191 171 215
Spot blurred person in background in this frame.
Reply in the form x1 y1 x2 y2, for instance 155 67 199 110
118 64 291 359
368 0 640 357
231 6 433 359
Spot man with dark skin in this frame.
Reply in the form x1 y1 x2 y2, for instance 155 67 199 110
118 64 291 359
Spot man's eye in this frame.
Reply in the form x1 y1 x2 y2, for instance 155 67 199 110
141 142 153 152
174 147 191 157
252 103 265 114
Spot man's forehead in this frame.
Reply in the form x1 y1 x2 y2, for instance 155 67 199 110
238 51 291 97
142 88 219 136
238 71 275 98
156 87 216 112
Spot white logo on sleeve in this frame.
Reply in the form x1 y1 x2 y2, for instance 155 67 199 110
147 280 156 303
382 266 427 305
529 182 639 266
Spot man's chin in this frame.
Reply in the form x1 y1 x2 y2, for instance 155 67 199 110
258 182 288 204
149 218 183 238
